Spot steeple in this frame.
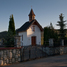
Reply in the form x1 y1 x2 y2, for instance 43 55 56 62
28 9 35 22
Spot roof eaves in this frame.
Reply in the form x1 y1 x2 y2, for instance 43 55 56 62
18 30 27 33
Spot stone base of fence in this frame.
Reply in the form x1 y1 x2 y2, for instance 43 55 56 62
59 46 67 55
0 46 67 66
21 46 67 61
0 47 22 66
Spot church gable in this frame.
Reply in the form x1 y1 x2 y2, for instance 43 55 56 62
31 20 43 32
17 19 43 33
27 23 41 37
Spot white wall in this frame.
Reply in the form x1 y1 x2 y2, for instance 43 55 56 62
18 25 41 46
18 32 28 46
27 25 41 45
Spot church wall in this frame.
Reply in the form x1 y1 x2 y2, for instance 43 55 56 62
27 25 41 45
18 32 27 46
18 24 41 46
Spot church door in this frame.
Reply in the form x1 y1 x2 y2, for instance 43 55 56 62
31 36 36 46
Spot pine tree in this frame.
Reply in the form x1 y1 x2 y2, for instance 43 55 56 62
50 23 54 29
57 13 66 39
8 14 16 35
3 14 16 47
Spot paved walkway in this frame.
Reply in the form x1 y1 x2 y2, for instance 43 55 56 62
2 54 67 67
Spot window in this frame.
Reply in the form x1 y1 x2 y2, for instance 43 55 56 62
32 26 35 31
22 35 23 41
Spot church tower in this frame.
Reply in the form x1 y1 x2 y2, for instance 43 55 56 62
28 9 35 22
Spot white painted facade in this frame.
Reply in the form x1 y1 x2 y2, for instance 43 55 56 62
18 25 41 46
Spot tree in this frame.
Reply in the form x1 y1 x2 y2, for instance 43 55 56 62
50 22 54 29
3 31 14 47
8 14 16 35
3 14 16 47
57 13 66 39
43 24 58 46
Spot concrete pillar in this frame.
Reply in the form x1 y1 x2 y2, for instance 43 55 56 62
14 36 21 47
49 38 53 46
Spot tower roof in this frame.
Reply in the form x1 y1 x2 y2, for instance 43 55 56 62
28 9 35 16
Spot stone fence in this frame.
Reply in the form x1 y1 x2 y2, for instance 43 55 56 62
0 47 22 66
43 46 67 55
0 46 67 66
20 46 67 61
59 46 67 55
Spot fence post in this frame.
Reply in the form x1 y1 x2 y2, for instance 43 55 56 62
29 48 30 60
42 46 43 57
20 48 22 62
35 46 37 59
21 48 24 61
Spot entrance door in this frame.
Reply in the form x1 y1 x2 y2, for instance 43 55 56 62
31 36 36 46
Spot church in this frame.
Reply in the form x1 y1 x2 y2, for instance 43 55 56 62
17 9 43 46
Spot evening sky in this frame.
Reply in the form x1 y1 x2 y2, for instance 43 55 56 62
0 0 67 32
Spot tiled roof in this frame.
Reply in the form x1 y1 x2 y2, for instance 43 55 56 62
16 19 43 33
16 20 34 32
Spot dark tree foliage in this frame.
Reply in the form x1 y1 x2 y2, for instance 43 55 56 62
44 26 58 45
3 14 16 47
8 14 16 35
3 31 14 47
57 13 66 39
0 31 7 39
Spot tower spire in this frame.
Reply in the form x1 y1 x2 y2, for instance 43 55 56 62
28 9 35 22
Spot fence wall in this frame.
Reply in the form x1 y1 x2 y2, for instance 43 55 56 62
21 46 67 61
0 47 22 65
0 46 67 66
59 46 67 54
21 46 55 61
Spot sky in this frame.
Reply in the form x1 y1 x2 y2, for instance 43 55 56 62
0 0 67 32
